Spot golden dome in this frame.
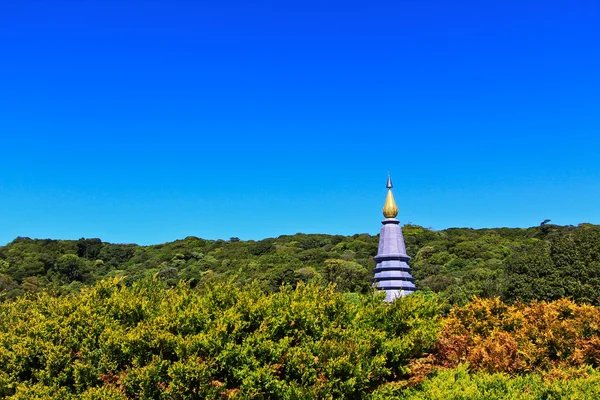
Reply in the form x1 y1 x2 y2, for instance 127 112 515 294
383 189 398 218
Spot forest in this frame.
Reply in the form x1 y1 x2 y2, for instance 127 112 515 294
2 222 600 398
2 223 600 305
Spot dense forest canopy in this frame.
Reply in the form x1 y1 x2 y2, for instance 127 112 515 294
2 223 600 305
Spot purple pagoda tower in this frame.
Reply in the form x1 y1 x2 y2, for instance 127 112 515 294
372 173 416 302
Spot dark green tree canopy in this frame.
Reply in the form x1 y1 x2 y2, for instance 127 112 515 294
2 224 600 305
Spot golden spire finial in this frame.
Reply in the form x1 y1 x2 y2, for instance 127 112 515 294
383 173 398 218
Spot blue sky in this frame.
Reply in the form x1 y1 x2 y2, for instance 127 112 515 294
0 0 599 245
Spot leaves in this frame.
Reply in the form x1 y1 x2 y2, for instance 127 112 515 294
434 297 600 373
0 278 442 399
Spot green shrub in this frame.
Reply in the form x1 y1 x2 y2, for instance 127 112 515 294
391 363 600 400
0 278 443 399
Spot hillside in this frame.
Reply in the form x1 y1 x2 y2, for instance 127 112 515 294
3 224 600 398
2 223 600 304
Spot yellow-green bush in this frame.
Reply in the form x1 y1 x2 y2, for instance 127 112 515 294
0 278 442 399
392 363 600 400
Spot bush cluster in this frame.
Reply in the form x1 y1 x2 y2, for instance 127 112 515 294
0 279 442 399
397 364 600 400
434 297 600 373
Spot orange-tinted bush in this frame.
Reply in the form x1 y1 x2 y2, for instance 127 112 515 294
434 297 600 373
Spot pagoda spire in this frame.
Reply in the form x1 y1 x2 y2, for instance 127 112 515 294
372 173 416 302
383 173 398 218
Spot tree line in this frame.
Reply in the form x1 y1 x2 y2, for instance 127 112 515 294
1 223 600 305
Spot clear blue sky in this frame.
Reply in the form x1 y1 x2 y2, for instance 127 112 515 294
1 0 598 245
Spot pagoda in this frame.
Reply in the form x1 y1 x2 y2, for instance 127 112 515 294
372 173 416 302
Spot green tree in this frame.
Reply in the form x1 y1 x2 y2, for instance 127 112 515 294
323 259 370 293
54 254 88 282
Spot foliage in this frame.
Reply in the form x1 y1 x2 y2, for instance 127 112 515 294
388 363 600 400
0 278 443 399
505 224 600 303
1 224 600 307
434 297 600 373
323 259 370 293
3 277 600 398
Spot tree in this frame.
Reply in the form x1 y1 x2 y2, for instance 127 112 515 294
323 259 370 293
54 254 87 282
77 238 103 260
